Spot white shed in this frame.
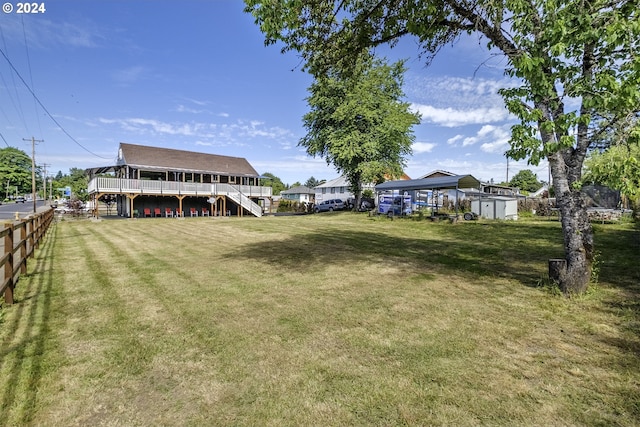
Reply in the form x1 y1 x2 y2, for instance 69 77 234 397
471 196 518 220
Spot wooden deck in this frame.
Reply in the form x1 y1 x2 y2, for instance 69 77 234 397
87 177 272 217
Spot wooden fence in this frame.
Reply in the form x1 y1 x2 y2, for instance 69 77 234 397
0 208 55 304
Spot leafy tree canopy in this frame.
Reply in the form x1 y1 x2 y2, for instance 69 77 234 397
584 141 639 215
510 169 542 193
0 147 38 198
261 172 287 195
300 53 420 200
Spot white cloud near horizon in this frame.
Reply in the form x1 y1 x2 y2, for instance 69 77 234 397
410 103 511 127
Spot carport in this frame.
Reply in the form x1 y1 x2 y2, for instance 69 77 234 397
375 174 481 218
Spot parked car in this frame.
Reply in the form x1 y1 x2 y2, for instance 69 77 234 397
15 196 25 203
314 199 345 213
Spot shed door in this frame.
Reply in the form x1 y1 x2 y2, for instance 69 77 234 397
481 201 495 219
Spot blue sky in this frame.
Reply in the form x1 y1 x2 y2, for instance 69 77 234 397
0 0 549 186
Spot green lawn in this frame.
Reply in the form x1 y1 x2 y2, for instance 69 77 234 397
1 213 638 426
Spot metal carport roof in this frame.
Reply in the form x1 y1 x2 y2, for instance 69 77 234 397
375 174 481 192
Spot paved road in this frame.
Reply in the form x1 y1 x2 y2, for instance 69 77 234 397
0 200 51 221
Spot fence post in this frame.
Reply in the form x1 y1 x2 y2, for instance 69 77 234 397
4 223 14 304
20 221 27 274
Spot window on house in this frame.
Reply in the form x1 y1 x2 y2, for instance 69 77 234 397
340 187 345 193
322 188 326 194
331 188 335 194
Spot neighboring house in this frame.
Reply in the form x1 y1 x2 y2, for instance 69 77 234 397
280 185 315 203
315 174 410 205
86 142 272 218
481 182 521 196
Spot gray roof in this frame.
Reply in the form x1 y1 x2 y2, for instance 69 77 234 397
375 175 481 192
116 143 259 177
281 185 314 195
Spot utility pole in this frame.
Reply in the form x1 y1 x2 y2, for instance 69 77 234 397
506 156 510 184
41 163 50 202
23 137 44 213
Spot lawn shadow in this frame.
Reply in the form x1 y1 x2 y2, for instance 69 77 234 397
224 220 566 287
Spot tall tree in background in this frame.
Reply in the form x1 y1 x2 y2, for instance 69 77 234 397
304 176 323 188
300 54 420 209
261 172 287 195
509 169 542 194
245 0 640 294
0 147 38 198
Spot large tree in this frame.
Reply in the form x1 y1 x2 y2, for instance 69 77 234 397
260 172 287 195
245 0 640 294
0 147 38 199
510 169 542 194
301 54 420 208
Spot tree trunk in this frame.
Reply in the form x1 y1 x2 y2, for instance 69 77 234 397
549 152 594 294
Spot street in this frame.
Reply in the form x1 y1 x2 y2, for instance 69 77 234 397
0 200 50 221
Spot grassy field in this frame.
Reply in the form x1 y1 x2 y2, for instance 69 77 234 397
0 213 638 426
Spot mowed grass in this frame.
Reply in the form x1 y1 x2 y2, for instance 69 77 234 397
0 213 638 426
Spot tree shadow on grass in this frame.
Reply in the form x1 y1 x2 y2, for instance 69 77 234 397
225 218 639 291
224 220 569 287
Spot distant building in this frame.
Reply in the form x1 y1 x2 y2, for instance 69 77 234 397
280 185 315 203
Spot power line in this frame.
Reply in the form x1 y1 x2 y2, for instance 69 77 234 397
21 15 43 139
0 46 110 160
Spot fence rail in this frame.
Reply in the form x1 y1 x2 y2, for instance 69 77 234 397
0 208 55 305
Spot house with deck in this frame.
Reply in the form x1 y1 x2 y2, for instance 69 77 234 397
86 143 272 218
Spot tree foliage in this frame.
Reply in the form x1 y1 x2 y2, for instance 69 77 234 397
0 147 39 199
245 0 640 294
300 53 420 203
584 140 640 216
261 172 287 195
510 169 542 194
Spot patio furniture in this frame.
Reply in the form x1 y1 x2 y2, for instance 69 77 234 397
165 207 174 217
190 207 198 217
154 208 162 217
143 208 152 217
201 208 210 217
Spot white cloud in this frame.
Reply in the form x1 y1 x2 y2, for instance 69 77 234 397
447 134 463 145
412 142 436 153
410 103 511 127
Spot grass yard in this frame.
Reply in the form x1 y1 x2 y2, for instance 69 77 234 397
0 213 638 426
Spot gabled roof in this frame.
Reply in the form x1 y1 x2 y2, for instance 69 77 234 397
281 185 315 195
417 170 457 179
315 173 410 189
375 175 481 192
315 176 350 189
116 143 259 177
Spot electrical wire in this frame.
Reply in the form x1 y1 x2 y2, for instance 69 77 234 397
0 46 110 159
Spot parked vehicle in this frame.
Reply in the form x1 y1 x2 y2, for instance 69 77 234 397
15 196 26 203
314 199 345 213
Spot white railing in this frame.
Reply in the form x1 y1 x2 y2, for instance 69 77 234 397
88 177 272 198
87 177 270 217
226 191 263 217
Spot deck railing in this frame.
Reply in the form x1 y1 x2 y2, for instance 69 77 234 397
88 177 272 198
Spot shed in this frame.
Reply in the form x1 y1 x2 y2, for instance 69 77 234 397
471 196 519 220
375 174 481 215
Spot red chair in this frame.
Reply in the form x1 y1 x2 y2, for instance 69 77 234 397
190 207 198 217
143 208 152 218
175 209 183 217
201 208 210 217
165 207 174 218
154 208 162 217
